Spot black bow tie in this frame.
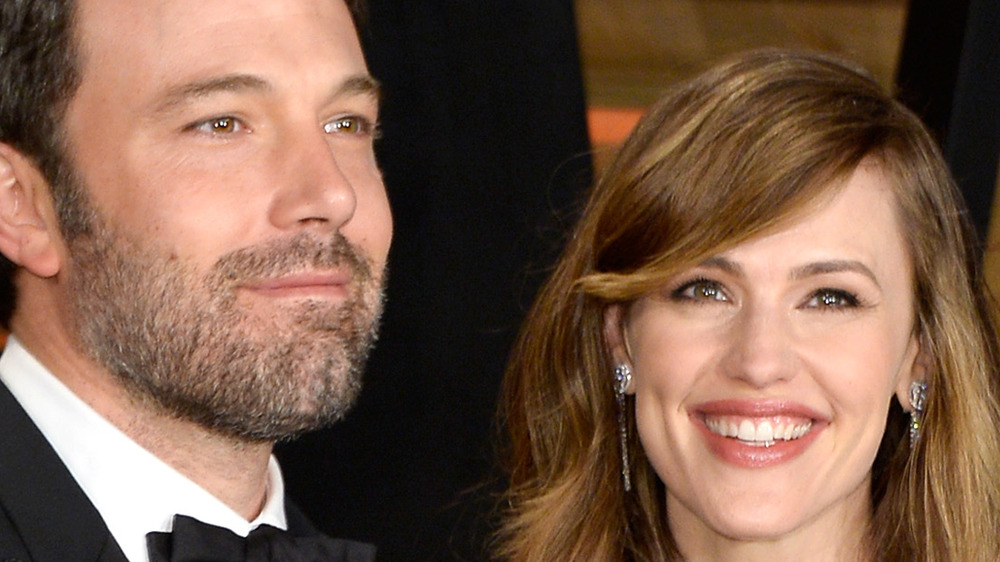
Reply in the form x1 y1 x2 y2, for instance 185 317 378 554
147 515 373 562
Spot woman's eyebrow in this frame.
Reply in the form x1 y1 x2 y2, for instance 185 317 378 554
791 260 880 288
697 256 881 288
697 256 743 276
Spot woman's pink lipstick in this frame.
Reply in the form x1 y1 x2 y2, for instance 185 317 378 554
692 400 828 468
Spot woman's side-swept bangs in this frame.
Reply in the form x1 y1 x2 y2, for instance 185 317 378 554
577 49 890 303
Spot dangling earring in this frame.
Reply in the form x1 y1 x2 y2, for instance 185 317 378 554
909 380 927 446
613 363 633 492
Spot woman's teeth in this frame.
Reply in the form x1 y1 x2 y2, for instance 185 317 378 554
705 417 813 447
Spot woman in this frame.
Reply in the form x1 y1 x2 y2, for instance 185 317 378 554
497 50 1000 561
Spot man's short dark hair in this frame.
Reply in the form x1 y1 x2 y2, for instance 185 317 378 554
0 0 367 330
0 0 79 180
346 0 367 26
0 0 80 329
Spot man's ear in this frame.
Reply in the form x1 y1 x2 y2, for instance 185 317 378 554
0 143 62 278
896 334 931 411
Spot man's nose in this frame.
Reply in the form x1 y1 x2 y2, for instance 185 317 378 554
719 302 797 388
267 128 357 231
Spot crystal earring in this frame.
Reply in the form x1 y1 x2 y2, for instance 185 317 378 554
613 363 633 492
909 380 928 446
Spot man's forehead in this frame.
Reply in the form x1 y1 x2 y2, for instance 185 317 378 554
73 0 359 58
70 0 364 96
75 0 350 20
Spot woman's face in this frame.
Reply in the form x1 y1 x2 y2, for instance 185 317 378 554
605 163 924 554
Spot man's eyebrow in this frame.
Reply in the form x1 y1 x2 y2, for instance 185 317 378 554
328 73 382 104
154 74 272 114
152 73 380 116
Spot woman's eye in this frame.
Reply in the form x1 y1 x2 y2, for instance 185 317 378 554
323 116 376 136
672 279 729 303
804 288 860 310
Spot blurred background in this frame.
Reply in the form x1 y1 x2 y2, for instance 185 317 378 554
580 0 908 170
277 1 999 560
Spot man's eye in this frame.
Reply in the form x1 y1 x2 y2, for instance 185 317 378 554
189 116 247 135
671 279 729 303
803 288 861 310
323 116 376 136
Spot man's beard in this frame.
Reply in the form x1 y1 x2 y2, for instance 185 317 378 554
65 207 385 443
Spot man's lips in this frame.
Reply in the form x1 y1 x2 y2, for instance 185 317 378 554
238 271 351 298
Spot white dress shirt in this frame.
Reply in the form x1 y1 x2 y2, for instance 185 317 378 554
0 336 288 562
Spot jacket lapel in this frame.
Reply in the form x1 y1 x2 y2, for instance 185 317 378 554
0 379 372 562
0 381 128 562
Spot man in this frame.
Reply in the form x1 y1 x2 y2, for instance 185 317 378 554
0 0 389 560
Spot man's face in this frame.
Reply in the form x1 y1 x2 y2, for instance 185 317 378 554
55 0 392 440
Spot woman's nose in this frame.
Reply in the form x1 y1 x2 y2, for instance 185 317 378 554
719 302 797 388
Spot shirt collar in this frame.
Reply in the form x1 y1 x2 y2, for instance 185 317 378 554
0 336 288 562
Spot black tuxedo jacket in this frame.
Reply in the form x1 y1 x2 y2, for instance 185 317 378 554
0 382 375 561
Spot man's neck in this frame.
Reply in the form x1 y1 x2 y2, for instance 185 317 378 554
11 310 273 521
119 408 274 520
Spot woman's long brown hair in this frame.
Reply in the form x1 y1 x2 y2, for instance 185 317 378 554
496 49 1000 561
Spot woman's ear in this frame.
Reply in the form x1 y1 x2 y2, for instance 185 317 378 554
603 304 636 394
0 143 62 279
895 334 931 412
603 304 627 362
